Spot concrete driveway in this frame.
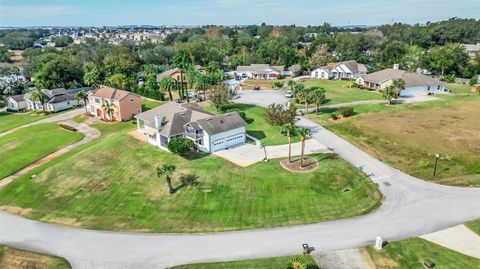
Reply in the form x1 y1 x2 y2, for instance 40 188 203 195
233 89 289 107
213 139 330 167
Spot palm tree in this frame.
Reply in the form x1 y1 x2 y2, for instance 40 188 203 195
157 164 176 194
392 79 406 96
102 101 114 122
311 87 326 115
159 77 175 101
75 90 89 114
29 88 48 113
285 258 307 269
280 123 297 163
193 74 210 101
297 127 311 167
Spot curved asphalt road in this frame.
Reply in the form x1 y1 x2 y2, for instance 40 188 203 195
1 91 479 268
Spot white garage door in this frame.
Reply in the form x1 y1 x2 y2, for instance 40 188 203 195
225 133 245 148
211 133 245 152
211 139 225 152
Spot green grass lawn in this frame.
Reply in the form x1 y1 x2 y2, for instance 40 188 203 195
0 123 85 179
301 79 383 105
204 103 300 146
0 122 381 233
307 93 480 187
0 111 51 133
365 238 480 269
170 255 318 269
0 245 71 269
141 98 164 111
446 83 474 95
466 219 480 235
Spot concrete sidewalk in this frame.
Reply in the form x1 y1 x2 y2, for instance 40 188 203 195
313 248 372 269
213 139 330 167
420 224 480 259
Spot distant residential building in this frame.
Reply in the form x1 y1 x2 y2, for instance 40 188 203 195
135 102 247 153
156 66 205 83
311 60 367 80
5 94 27 111
461 43 480 58
236 64 291 80
87 86 141 122
25 87 91 112
356 67 446 97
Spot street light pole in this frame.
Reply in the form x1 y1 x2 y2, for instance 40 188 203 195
433 153 440 177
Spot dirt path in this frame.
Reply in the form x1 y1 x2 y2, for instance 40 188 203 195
0 120 100 189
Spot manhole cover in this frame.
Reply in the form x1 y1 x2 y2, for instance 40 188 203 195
383 181 391 186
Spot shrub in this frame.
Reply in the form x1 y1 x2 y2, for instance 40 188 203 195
272 80 284 88
337 107 354 117
275 73 283 79
168 138 194 157
442 74 456 83
59 124 78 132
469 76 478 86
264 103 296 126
345 82 360 88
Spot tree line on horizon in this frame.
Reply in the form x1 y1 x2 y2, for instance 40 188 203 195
0 18 479 102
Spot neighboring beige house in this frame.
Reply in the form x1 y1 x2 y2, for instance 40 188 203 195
356 67 446 97
87 86 142 122
156 65 205 83
462 43 480 58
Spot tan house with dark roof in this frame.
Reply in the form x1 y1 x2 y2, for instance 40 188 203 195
356 68 446 97
87 86 142 122
135 102 247 153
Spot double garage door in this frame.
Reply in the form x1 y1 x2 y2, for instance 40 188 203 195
211 133 245 152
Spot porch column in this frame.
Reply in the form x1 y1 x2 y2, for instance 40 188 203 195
136 118 140 129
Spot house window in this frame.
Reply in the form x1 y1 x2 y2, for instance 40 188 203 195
67 101 70 105
95 98 100 103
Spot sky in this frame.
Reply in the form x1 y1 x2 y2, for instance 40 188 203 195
1 0 479 27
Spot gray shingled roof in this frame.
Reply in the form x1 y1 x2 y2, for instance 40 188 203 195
360 69 445 87
9 94 25 102
236 64 284 73
134 102 214 137
193 112 247 135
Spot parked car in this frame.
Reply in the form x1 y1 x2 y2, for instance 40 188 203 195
285 90 293 98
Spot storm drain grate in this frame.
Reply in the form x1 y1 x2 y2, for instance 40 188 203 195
383 181 392 187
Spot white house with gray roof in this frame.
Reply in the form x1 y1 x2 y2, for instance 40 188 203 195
5 94 27 111
135 102 247 153
356 68 446 97
236 64 290 80
25 87 92 112
311 60 367 80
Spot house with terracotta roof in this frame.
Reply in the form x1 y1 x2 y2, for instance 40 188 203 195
356 67 446 97
135 102 247 153
86 86 142 122
156 65 205 83
311 60 367 80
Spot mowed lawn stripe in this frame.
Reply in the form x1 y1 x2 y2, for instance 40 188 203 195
0 123 85 180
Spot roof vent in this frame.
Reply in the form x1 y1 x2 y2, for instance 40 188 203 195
206 118 212 121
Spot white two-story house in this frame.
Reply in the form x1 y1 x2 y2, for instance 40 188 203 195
135 102 247 153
